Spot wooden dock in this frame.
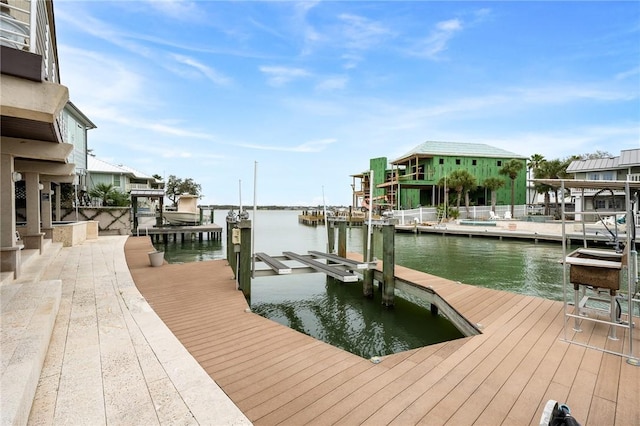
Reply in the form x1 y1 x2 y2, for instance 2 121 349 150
133 223 223 243
298 212 368 226
396 223 615 245
125 236 639 425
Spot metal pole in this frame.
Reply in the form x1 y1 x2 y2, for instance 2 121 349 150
367 170 374 262
323 186 329 252
252 161 257 278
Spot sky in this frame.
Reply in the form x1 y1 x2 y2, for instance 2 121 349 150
54 1 640 207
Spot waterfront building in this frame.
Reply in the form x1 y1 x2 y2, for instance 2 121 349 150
567 148 640 221
0 0 95 278
352 141 527 211
86 156 164 204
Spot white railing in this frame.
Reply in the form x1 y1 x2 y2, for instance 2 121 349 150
126 183 152 191
391 205 528 225
0 0 60 83
627 173 640 182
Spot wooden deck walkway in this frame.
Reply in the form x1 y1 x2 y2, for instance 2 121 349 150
124 236 639 425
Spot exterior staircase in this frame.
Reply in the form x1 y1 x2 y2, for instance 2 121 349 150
0 239 63 425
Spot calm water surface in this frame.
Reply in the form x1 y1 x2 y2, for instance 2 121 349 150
155 210 567 358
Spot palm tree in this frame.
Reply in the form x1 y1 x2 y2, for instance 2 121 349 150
499 159 525 218
483 176 506 214
527 154 545 204
89 183 117 206
534 158 571 218
440 170 477 216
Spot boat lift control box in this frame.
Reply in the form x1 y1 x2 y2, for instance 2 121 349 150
232 228 241 252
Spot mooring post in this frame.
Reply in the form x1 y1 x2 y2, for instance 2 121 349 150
362 223 374 298
382 224 395 307
226 214 237 267
238 219 252 298
338 220 347 258
327 220 335 253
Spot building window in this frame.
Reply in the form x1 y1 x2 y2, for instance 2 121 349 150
472 159 477 166
497 161 502 167
595 198 606 209
589 173 599 180
603 172 614 180
439 158 444 165
455 159 461 165
113 175 121 187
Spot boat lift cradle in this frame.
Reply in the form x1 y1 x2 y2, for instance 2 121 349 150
253 251 377 283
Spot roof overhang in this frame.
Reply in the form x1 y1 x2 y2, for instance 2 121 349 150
39 174 76 184
1 74 69 143
14 159 75 176
533 179 640 190
1 137 73 162
390 154 433 165
1 74 69 123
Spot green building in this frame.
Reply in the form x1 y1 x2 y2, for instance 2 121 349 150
353 141 527 210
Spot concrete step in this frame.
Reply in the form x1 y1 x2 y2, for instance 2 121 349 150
0 240 63 425
0 279 61 426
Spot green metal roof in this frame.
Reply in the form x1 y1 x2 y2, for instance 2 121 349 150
392 141 526 163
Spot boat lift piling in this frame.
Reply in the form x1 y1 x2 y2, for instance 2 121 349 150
236 213 400 308
362 221 375 298
225 210 252 297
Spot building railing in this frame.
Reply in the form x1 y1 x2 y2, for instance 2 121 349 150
391 205 528 225
0 0 60 83
126 183 153 191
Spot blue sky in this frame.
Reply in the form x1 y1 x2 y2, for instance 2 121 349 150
54 1 640 206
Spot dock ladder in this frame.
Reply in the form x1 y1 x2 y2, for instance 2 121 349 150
434 209 447 229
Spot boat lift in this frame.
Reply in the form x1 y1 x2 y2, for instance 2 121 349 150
535 178 640 365
253 251 377 283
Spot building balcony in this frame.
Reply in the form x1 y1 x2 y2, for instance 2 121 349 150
1 0 70 161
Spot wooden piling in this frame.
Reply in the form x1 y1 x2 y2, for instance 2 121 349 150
382 224 395 307
327 222 335 254
362 223 374 298
338 221 347 258
226 217 236 272
239 219 252 299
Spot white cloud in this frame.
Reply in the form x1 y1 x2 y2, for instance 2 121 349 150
145 0 201 20
316 76 348 91
238 138 337 152
615 66 640 80
170 53 232 86
512 83 638 103
259 65 311 86
410 18 463 59
338 14 392 50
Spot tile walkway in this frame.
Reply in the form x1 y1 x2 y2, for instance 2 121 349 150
1 236 251 425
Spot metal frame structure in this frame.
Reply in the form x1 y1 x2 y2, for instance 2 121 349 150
536 179 639 365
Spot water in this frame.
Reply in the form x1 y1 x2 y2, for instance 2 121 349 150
154 209 568 358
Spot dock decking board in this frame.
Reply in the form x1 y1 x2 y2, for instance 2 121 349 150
124 237 639 425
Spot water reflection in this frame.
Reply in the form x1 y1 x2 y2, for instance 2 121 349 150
157 210 569 357
251 274 464 359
